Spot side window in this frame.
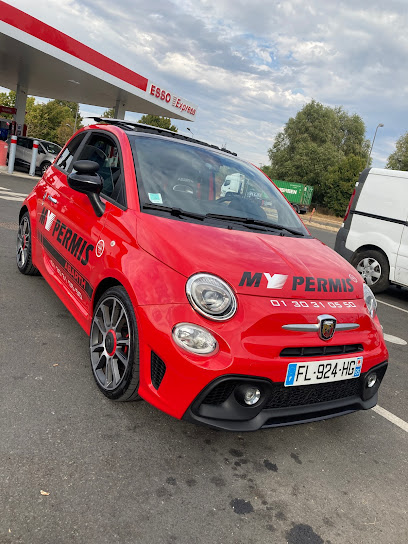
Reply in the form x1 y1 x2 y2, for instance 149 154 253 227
17 137 29 148
75 133 125 206
55 132 87 172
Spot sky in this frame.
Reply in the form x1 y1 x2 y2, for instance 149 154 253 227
2 0 408 167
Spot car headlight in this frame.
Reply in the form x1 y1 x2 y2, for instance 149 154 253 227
172 323 218 355
186 273 237 320
363 282 377 319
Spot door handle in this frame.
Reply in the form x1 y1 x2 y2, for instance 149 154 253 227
47 195 58 204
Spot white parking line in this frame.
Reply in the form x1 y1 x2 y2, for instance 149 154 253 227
0 196 26 202
373 405 408 433
0 189 28 198
377 299 408 314
383 333 407 346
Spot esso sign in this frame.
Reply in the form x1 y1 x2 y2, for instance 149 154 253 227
148 84 197 117
150 85 171 103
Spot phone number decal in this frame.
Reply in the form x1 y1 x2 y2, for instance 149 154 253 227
270 300 356 309
50 259 83 301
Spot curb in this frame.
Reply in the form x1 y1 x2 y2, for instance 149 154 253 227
0 170 41 181
306 222 340 232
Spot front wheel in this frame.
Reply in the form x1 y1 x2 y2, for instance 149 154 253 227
351 249 390 293
40 161 51 176
89 286 141 401
16 212 40 275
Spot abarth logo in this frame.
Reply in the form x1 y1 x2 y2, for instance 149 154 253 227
319 315 337 341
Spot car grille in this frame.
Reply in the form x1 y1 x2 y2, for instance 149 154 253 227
264 379 361 409
201 378 361 408
151 352 166 390
280 344 364 358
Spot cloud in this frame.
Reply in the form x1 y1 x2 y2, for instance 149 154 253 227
3 0 408 166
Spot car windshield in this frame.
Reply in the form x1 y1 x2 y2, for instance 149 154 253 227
130 134 309 236
41 142 62 154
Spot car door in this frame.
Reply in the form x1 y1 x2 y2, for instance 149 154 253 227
395 213 408 287
35 130 103 321
16 137 30 167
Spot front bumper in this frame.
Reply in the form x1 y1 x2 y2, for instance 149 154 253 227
183 362 388 431
136 299 388 430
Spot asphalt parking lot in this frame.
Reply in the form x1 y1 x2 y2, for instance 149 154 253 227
1 173 407 544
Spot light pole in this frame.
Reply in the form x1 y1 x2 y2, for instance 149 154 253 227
366 123 384 169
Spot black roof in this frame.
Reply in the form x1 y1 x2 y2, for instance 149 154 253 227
91 117 237 156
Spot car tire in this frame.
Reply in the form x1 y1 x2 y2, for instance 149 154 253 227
89 286 141 401
40 161 51 176
351 249 390 293
16 212 40 276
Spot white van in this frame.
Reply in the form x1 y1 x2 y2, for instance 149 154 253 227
335 168 408 293
220 172 245 197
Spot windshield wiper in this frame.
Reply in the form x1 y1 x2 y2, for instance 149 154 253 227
142 203 206 221
204 213 305 236
142 203 304 236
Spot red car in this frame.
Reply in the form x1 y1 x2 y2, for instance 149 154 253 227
17 119 388 430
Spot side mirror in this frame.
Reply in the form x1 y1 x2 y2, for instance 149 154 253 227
68 160 105 217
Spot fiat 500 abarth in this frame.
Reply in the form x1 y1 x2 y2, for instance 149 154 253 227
17 119 388 431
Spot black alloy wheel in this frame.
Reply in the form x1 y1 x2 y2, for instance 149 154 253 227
90 286 141 401
16 212 40 275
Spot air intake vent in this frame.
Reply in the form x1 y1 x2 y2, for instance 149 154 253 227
151 352 166 390
280 344 364 358
265 379 361 409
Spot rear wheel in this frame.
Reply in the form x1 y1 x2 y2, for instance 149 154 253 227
89 286 141 401
16 212 40 275
352 249 390 293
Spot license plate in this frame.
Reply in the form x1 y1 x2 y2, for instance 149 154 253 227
284 356 363 387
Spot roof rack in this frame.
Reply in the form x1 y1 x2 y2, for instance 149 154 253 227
91 117 237 156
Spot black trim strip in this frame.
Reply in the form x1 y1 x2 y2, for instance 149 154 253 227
351 209 408 226
39 232 93 298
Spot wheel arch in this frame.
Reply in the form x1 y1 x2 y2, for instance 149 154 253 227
93 277 123 310
351 244 390 267
19 205 29 222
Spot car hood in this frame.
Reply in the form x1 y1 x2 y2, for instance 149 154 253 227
136 214 363 300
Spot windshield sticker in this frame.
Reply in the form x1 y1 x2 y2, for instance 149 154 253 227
148 193 163 204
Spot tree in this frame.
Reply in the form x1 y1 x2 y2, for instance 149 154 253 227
321 155 367 216
102 108 115 118
138 114 178 132
25 100 82 145
265 100 369 207
386 132 408 170
0 90 35 119
0 91 82 145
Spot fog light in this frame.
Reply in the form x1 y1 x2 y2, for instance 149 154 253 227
366 373 377 388
172 323 218 355
244 386 261 406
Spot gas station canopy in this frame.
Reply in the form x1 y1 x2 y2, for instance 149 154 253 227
0 1 197 122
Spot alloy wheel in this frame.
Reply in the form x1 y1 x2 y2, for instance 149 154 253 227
90 296 131 391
